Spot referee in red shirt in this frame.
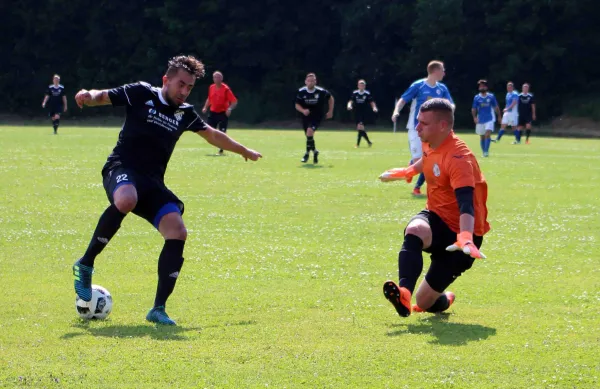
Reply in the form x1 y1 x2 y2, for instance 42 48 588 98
202 71 238 155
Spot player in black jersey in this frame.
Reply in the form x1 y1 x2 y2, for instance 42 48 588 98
72 55 262 325
347 79 378 148
295 73 334 164
41 75 67 134
515 83 537 145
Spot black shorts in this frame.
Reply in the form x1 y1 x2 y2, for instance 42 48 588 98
409 210 483 293
102 167 184 228
302 116 321 133
355 112 367 125
518 113 532 126
207 111 229 132
48 106 63 117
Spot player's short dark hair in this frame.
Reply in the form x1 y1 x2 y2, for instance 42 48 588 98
523 82 530 87
478 79 488 86
507 81 514 86
166 55 205 78
427 60 444 74
420 98 454 127
306 73 316 79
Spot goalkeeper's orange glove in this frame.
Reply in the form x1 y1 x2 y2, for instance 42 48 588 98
379 166 418 183
446 231 486 259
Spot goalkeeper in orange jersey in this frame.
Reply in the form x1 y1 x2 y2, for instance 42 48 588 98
379 98 490 317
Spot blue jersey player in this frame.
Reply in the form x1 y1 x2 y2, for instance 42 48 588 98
493 81 519 142
471 80 501 157
392 60 453 197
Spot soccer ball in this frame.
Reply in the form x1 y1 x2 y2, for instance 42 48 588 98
75 285 113 320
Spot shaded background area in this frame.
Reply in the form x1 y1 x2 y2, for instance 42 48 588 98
2 0 599 126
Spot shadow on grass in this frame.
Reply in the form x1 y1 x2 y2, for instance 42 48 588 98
298 164 334 169
61 319 258 341
205 153 225 157
387 314 496 346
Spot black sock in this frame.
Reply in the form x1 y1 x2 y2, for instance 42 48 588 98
398 234 424 294
306 136 315 152
356 132 362 146
79 204 126 267
154 239 186 308
526 129 531 140
426 294 450 313
362 130 371 143
52 119 59 131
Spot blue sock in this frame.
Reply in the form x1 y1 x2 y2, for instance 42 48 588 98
485 138 491 152
480 138 485 152
415 173 425 189
516 130 521 142
497 129 505 140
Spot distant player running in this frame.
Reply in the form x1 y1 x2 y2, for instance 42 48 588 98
41 75 67 134
379 98 490 317
347 79 378 148
295 73 334 164
471 80 501 157
493 81 519 142
392 60 453 197
202 71 238 155
515 83 536 144
72 55 261 325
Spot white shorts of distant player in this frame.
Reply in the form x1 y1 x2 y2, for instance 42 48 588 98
475 121 495 135
406 120 422 160
501 111 518 127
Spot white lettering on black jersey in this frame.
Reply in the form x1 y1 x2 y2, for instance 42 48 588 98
45 84 65 109
350 90 374 112
104 82 207 180
295 86 332 119
517 93 535 116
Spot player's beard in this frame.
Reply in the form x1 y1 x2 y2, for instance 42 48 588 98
165 93 182 108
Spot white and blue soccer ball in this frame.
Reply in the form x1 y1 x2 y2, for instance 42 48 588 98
75 285 113 320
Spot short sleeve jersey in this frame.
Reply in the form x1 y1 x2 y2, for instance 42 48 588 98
208 83 237 113
295 86 332 119
105 82 207 180
505 91 519 112
350 90 374 113
472 93 499 123
402 79 453 129
422 132 490 236
517 93 535 116
45 84 65 108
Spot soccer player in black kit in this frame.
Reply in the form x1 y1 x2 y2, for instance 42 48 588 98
72 55 262 325
347 79 378 148
515 83 537 145
295 73 334 163
41 75 67 134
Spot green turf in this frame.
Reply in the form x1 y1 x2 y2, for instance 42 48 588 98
0 125 598 388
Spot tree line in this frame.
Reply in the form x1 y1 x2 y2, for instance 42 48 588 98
2 0 598 126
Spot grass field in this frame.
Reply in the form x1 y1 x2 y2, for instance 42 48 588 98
0 125 598 388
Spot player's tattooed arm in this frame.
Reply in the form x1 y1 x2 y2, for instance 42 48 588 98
75 89 111 108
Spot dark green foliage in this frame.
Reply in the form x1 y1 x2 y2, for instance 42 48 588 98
1 0 597 124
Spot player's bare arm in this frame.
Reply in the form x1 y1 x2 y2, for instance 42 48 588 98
295 103 309 116
347 100 353 110
504 99 517 113
198 126 262 161
371 101 378 113
326 96 334 119
75 89 112 108
42 95 49 108
202 98 210 114
471 108 478 124
532 104 537 121
392 98 406 122
62 95 68 112
495 105 502 123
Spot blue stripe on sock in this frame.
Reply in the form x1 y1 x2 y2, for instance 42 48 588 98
153 203 182 229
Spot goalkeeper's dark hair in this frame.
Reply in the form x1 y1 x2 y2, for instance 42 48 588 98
166 55 205 78
420 98 455 128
